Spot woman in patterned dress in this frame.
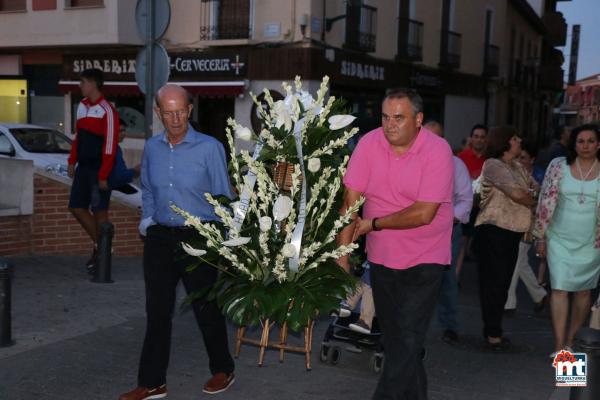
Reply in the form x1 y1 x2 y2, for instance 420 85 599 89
534 124 600 356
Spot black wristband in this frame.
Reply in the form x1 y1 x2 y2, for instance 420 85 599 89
372 217 381 231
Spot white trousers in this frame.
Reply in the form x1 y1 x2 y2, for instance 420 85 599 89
504 241 547 310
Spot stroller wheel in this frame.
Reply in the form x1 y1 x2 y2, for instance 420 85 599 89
369 353 384 373
327 346 341 365
319 344 330 363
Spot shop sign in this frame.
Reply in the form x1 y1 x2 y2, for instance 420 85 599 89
410 71 441 88
340 60 385 81
170 53 247 77
64 55 137 80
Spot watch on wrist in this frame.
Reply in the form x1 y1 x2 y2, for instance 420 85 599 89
372 217 382 231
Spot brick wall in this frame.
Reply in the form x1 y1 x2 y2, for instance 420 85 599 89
0 173 143 257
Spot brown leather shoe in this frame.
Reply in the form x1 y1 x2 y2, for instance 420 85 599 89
203 372 235 395
118 384 167 400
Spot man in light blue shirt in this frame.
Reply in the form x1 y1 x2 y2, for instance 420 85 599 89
120 84 235 400
425 121 473 345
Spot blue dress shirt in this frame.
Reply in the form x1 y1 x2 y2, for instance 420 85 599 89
140 125 232 231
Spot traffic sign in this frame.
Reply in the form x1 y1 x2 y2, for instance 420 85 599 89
135 0 171 41
135 44 170 95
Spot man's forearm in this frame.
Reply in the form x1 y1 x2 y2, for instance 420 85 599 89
376 202 440 230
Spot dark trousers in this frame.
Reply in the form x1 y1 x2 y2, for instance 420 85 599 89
138 225 234 388
474 224 522 338
370 262 444 400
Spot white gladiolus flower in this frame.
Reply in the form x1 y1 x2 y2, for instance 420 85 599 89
307 158 321 173
234 126 252 141
272 100 293 131
328 115 356 130
273 195 293 221
222 237 251 247
181 243 207 257
282 243 297 258
230 201 241 217
259 216 272 232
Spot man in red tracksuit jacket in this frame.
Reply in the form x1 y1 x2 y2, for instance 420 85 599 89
67 68 119 273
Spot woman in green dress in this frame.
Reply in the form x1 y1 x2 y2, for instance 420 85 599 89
534 124 600 357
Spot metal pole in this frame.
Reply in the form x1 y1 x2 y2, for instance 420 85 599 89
144 0 156 139
0 258 15 347
92 222 114 284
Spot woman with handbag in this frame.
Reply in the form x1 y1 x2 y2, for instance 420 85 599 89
534 124 600 357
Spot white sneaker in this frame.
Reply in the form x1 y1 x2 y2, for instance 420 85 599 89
348 319 371 335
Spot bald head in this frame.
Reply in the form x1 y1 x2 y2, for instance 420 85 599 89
424 121 443 137
154 84 193 143
155 84 190 108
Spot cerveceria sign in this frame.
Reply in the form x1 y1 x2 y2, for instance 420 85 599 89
170 52 247 78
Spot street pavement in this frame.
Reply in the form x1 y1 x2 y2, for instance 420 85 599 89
0 255 572 400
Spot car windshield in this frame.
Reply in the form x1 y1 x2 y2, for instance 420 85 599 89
10 128 72 154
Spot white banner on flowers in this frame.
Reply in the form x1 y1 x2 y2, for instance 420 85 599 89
289 118 308 272
232 141 264 232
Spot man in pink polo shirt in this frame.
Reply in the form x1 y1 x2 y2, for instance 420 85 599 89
338 88 454 400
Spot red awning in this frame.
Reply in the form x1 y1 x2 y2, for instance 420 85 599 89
58 80 246 97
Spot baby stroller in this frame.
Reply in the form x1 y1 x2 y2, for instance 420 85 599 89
319 254 384 373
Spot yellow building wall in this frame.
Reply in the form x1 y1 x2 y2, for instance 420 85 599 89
0 80 28 123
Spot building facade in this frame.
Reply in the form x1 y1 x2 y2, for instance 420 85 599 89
0 0 570 150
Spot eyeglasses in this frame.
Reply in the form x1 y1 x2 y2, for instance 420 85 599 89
160 109 189 119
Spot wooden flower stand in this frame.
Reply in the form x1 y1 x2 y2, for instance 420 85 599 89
234 319 315 370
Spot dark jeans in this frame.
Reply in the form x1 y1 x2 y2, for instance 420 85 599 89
370 262 444 400
437 223 462 332
473 224 522 338
138 225 234 388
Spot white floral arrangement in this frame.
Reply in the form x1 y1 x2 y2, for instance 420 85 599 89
174 76 363 331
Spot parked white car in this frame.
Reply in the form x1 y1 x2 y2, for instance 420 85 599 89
0 123 142 210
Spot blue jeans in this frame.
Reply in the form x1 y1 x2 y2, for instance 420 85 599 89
437 224 462 332
370 262 443 400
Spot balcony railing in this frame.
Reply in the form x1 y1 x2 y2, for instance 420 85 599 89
397 18 423 62
344 2 377 53
483 44 499 77
439 29 461 69
542 11 567 47
539 65 564 91
199 0 251 41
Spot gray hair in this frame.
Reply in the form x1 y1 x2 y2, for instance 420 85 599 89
383 88 423 116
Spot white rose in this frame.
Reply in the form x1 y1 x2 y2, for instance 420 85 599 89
328 114 356 130
307 158 321 173
282 243 297 258
234 126 252 141
259 216 272 232
181 243 207 257
273 195 293 221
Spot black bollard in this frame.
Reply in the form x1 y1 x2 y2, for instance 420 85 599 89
92 222 114 283
569 327 600 400
0 258 15 347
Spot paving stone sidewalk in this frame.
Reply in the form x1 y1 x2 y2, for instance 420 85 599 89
0 256 571 399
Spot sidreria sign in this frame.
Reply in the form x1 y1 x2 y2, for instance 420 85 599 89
64 55 137 80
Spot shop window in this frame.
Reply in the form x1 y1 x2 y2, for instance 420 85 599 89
65 0 103 8
0 0 26 12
